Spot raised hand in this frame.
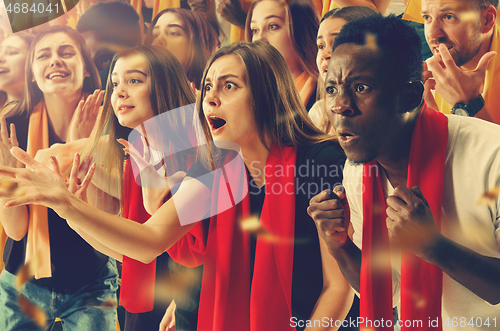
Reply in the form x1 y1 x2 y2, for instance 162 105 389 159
217 0 247 29
0 147 72 211
0 117 19 168
69 89 104 142
50 153 96 203
308 185 351 253
422 61 439 111
188 0 208 13
426 43 496 106
117 138 186 214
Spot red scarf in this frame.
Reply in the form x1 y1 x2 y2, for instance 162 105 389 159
120 152 202 313
120 158 155 313
197 143 297 331
360 104 447 331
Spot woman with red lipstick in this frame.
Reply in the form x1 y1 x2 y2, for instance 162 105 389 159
0 41 354 331
0 25 118 331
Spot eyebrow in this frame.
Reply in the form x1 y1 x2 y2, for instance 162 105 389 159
36 44 75 53
325 74 374 85
153 23 185 30
251 14 284 23
111 70 148 77
421 6 459 14
317 32 339 40
205 74 240 82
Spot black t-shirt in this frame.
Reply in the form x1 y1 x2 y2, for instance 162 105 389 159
2 113 109 292
186 141 347 329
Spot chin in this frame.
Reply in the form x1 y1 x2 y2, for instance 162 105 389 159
345 149 377 166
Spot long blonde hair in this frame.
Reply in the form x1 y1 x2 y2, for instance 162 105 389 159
81 46 196 206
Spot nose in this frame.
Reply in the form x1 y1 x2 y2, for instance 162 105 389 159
425 18 445 43
319 47 331 62
203 87 220 107
153 34 167 48
253 30 268 43
49 53 63 67
114 82 128 99
329 88 354 117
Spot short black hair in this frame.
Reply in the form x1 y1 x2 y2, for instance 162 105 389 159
472 0 498 9
76 2 141 46
332 14 422 85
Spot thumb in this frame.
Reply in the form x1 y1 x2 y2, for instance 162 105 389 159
475 51 496 74
333 184 346 200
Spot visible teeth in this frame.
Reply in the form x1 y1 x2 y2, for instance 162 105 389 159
48 73 69 79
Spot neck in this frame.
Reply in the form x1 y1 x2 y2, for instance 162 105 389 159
462 28 495 70
240 137 272 188
43 90 83 143
5 85 24 103
376 110 418 188
290 66 303 80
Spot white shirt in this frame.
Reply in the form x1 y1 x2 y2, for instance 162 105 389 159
344 115 500 330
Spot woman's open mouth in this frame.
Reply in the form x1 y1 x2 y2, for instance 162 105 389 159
208 115 227 133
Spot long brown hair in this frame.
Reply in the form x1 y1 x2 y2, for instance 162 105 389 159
81 46 196 204
144 8 220 89
196 41 333 167
245 0 319 79
1 25 100 118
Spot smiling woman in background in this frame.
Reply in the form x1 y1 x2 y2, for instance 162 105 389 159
0 25 118 331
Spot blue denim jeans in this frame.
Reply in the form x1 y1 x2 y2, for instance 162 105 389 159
0 258 119 331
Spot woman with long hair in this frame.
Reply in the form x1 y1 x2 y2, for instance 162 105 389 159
144 8 220 90
245 0 319 110
0 41 353 331
77 45 201 331
0 25 118 331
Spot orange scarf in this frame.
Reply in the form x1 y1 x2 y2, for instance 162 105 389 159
360 104 446 330
26 98 85 279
